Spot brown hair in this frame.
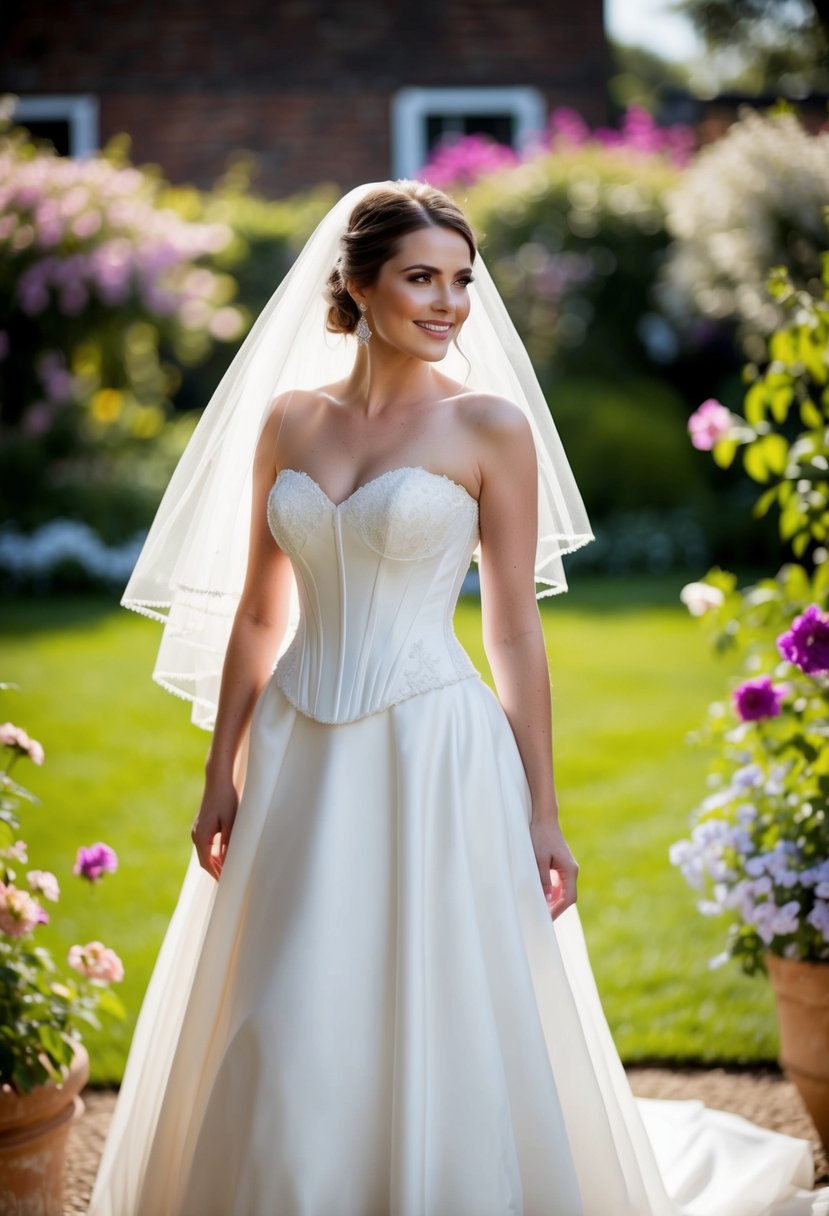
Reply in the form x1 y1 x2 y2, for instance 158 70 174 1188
324 181 478 336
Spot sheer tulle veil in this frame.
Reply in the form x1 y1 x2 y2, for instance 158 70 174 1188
121 179 595 729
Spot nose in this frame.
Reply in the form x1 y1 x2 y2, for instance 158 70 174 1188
431 282 453 312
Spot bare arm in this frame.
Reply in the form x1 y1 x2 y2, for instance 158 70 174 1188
476 399 578 918
191 399 294 879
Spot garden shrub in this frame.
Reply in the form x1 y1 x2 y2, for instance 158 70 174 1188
658 107 829 361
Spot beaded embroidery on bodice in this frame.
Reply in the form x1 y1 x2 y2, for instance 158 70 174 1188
266 466 481 724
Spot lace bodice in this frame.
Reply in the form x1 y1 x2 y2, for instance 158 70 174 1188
267 466 481 723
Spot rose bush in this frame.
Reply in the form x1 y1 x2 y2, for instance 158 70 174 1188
0 684 125 1093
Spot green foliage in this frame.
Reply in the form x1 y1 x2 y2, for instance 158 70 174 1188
675 247 829 978
463 146 680 383
0 687 126 1093
550 375 709 516
715 254 829 560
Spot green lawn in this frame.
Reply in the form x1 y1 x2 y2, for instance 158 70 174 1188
0 575 777 1084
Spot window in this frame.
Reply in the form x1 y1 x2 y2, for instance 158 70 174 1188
391 87 546 179
11 95 99 156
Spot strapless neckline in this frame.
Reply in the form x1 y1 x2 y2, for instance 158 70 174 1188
271 465 479 512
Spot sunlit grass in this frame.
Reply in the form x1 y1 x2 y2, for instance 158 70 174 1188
0 575 777 1083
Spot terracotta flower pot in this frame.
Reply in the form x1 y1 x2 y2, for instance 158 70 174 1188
767 954 829 1152
0 1041 90 1216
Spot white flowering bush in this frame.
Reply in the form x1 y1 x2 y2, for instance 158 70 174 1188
0 517 146 591
0 684 126 1093
658 107 829 353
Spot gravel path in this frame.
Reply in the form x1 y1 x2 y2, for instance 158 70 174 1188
64 1070 829 1213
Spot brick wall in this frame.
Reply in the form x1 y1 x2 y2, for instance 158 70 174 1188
0 0 610 195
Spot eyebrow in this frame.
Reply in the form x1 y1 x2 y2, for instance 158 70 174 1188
400 262 474 275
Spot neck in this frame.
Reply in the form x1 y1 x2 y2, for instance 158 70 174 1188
344 342 440 417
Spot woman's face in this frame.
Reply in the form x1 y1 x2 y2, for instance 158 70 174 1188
353 225 474 361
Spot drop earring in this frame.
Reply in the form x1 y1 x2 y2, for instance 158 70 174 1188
355 302 372 347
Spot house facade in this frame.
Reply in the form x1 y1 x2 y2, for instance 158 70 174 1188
0 0 610 196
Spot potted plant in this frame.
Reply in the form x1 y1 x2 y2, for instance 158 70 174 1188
0 683 126 1216
672 248 829 1148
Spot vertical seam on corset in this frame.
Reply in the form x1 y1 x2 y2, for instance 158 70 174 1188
332 511 347 716
288 552 324 710
350 556 383 718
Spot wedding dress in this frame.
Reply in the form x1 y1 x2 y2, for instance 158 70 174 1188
87 465 827 1216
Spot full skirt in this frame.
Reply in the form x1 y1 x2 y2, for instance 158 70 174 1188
88 675 825 1216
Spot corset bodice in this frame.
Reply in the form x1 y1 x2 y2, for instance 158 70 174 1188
266 466 481 724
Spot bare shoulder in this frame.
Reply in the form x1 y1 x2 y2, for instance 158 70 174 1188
454 390 533 454
262 384 337 451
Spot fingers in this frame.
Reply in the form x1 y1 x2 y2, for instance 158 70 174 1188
190 819 228 883
541 859 578 920
549 860 573 914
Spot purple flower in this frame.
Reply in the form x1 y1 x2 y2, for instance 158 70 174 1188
73 842 118 882
732 676 785 722
777 605 829 675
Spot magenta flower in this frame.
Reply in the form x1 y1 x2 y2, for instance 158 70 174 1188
732 676 785 722
420 133 519 189
73 842 118 882
688 399 732 450
777 605 829 675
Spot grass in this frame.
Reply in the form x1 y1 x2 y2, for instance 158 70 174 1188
0 574 778 1084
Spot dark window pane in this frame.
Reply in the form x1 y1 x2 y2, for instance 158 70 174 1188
425 111 516 155
17 119 72 156
462 113 515 143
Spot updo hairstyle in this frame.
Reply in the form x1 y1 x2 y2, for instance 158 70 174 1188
324 181 478 336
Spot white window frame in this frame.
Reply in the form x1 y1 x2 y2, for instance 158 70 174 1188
11 95 99 156
391 86 546 179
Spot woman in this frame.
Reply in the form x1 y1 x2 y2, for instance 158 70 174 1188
89 181 822 1215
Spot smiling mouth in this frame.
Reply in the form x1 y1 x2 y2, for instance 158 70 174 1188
414 321 453 334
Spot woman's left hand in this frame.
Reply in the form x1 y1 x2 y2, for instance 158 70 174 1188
529 816 579 920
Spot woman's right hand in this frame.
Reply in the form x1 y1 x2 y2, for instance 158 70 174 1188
191 780 239 882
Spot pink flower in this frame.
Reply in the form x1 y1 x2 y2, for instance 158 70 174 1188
73 842 118 882
0 722 45 765
27 870 60 901
732 676 785 722
0 882 42 937
1 840 28 864
688 399 733 450
68 940 124 983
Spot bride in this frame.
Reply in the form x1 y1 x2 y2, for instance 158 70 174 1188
88 180 825 1215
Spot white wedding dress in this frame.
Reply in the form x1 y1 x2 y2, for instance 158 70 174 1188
88 466 827 1216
